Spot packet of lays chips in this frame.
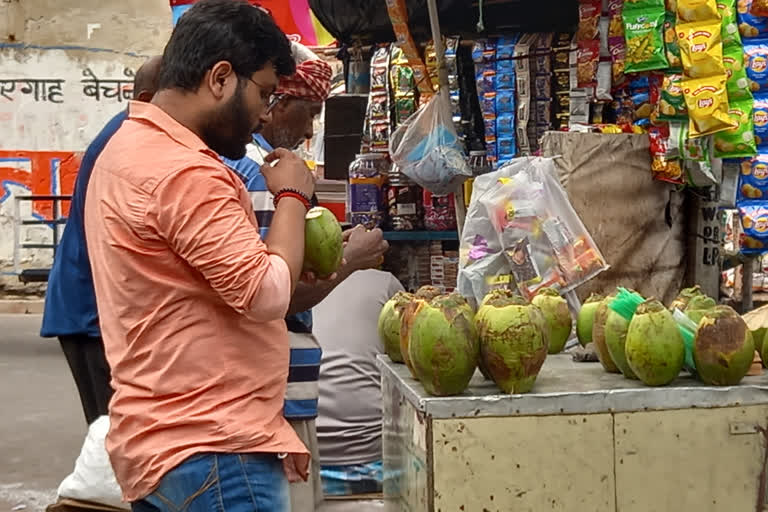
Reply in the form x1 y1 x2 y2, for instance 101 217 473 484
738 151 768 199
739 0 768 39
664 13 683 70
753 93 768 145
677 0 721 20
723 45 754 99
740 205 768 253
658 72 689 119
719 0 742 46
745 39 768 93
714 98 758 157
623 7 670 72
677 21 726 78
682 74 737 136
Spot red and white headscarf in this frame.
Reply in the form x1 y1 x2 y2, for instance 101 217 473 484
276 58 332 102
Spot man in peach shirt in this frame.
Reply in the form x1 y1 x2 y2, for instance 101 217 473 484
84 1 317 510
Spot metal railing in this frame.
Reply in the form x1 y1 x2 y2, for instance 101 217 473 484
13 194 71 283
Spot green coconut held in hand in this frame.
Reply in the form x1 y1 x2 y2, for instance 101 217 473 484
475 294 548 394
378 291 415 363
407 294 480 396
577 294 603 347
303 207 343 278
532 288 572 354
626 299 684 386
694 306 754 386
592 294 621 374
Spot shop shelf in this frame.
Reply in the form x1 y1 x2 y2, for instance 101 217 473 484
382 230 459 242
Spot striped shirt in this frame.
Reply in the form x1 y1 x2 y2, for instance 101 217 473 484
222 134 321 420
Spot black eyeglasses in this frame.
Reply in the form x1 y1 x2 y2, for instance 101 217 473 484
245 76 283 114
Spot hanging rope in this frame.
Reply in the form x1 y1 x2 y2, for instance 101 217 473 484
476 0 485 32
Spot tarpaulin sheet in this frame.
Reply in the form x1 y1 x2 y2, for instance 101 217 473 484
541 132 687 304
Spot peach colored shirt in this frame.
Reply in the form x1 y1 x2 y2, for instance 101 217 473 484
84 101 307 502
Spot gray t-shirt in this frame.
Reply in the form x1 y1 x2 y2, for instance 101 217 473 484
314 269 405 466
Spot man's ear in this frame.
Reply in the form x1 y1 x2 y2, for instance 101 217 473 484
136 91 153 103
207 61 235 100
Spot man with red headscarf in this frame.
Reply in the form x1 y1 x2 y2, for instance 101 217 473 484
223 42 389 511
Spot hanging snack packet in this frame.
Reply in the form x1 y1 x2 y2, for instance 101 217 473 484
677 0 721 21
625 0 665 7
745 39 768 93
723 45 753 99
677 21 725 78
750 0 768 16
609 37 628 87
577 0 602 41
740 203 768 254
753 94 768 145
658 72 689 119
738 152 768 199
715 98 758 156
624 7 670 72
739 0 768 38
578 40 601 88
682 74 737 136
718 0 742 47
650 124 685 183
664 13 683 69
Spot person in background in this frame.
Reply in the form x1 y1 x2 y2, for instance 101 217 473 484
39 55 162 426
313 269 405 498
84 1 320 510
222 42 390 512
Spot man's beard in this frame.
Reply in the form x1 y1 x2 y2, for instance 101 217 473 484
201 80 254 160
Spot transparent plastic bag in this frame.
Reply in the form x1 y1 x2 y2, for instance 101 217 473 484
389 89 471 196
458 157 609 305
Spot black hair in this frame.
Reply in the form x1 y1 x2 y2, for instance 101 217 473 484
158 0 295 91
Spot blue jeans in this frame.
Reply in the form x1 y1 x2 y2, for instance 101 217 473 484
131 453 290 512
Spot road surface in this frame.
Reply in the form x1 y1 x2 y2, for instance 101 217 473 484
0 314 84 511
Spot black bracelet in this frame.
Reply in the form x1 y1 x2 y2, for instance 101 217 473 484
273 188 312 208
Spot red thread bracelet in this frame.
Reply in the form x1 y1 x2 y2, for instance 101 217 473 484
274 190 311 211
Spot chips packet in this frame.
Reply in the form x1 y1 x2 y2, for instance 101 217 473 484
750 0 768 16
718 0 743 46
677 21 726 78
664 13 684 70
625 0 665 7
753 94 768 145
682 74 737 136
658 72 689 119
745 39 768 94
623 7 671 72
650 123 685 183
722 46 753 100
714 98 758 157
677 0 722 20
577 0 602 41
738 152 768 200
739 0 768 38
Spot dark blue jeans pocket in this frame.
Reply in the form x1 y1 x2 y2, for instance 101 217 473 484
132 454 220 512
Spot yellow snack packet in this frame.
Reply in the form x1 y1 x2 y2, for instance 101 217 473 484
682 74 737 137
677 21 725 78
677 0 721 21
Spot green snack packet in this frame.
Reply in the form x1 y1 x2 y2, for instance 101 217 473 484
658 72 688 120
717 0 742 49
723 45 753 100
623 7 669 73
663 12 682 71
625 0 665 8
714 98 758 158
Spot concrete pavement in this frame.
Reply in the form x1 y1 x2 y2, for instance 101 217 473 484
0 314 84 512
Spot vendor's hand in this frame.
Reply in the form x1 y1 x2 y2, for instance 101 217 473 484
261 148 315 199
281 453 310 483
343 225 389 271
299 258 346 285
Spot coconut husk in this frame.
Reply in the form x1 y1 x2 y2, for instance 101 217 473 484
743 304 768 330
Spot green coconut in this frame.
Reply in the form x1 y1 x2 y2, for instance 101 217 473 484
577 294 603 347
415 285 443 301
480 288 518 307
604 309 637 379
694 306 755 386
755 328 767 357
592 295 621 373
378 291 415 363
303 207 343 278
626 299 685 386
669 285 704 312
683 294 717 325
532 287 572 354
742 305 768 367
400 298 425 378
407 295 480 396
475 294 549 394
